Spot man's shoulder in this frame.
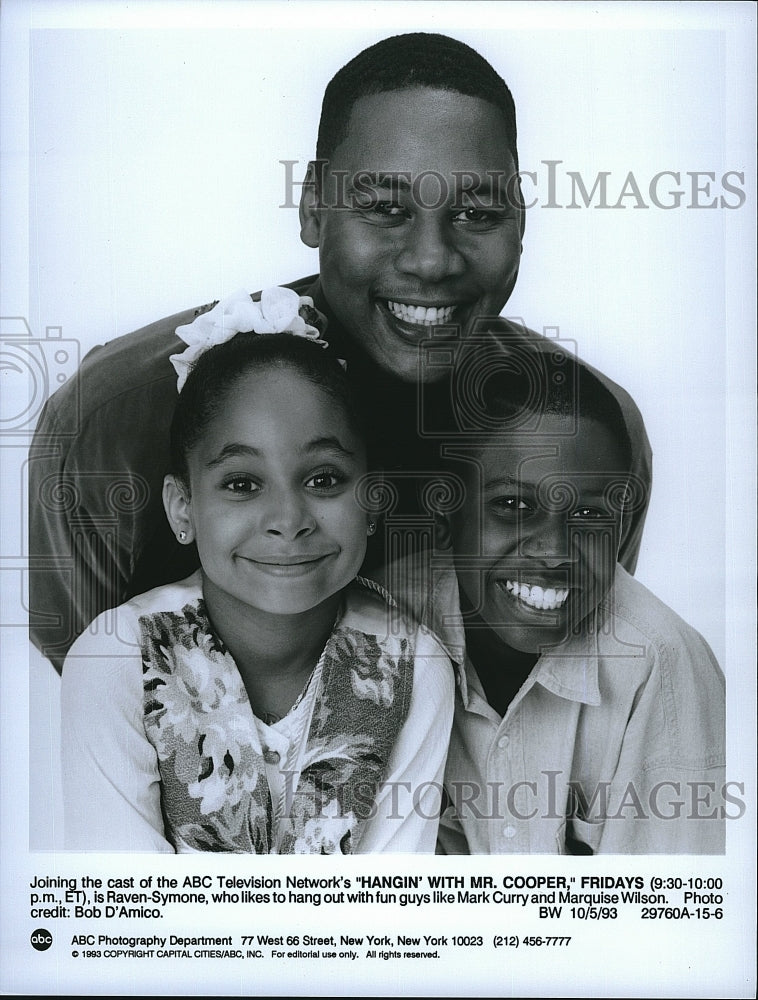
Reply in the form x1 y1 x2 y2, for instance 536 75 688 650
40 276 320 427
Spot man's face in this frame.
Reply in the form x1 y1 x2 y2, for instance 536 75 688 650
300 87 523 382
448 415 629 654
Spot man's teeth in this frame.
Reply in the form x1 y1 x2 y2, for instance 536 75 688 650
386 301 455 326
504 580 569 611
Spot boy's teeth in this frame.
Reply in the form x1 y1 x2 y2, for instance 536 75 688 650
386 301 455 326
505 580 569 611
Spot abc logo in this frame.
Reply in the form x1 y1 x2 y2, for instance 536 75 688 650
30 928 53 951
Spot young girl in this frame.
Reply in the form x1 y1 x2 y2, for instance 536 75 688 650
61 288 454 853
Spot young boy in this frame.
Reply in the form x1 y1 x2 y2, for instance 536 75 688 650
386 334 725 854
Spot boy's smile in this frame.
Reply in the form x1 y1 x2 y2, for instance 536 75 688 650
498 579 570 612
300 87 523 382
449 414 629 654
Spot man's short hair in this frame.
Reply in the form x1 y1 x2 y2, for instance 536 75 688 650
316 32 519 170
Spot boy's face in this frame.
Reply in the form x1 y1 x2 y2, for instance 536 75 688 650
448 414 629 654
300 87 522 382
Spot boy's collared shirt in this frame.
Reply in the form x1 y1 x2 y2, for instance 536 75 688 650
384 552 726 855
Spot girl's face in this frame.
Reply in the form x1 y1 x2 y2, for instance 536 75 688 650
170 366 369 618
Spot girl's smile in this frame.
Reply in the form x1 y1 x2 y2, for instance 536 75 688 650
237 552 336 575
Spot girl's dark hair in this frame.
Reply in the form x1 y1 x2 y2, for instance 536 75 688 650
169 333 363 487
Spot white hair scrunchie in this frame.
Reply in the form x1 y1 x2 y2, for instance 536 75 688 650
170 286 329 391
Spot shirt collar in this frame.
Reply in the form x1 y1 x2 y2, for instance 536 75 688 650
425 550 602 710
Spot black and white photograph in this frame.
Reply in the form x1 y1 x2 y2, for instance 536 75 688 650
1 0 755 995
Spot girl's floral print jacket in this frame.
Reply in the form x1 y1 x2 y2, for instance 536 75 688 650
61 571 455 853
140 576 416 853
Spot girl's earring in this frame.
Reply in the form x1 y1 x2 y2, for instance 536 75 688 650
367 520 377 536
178 530 188 543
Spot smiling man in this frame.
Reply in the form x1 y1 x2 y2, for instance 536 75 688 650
28 32 651 672
301 86 522 382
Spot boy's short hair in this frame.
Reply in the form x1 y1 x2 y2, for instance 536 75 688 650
452 335 634 474
316 32 519 171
